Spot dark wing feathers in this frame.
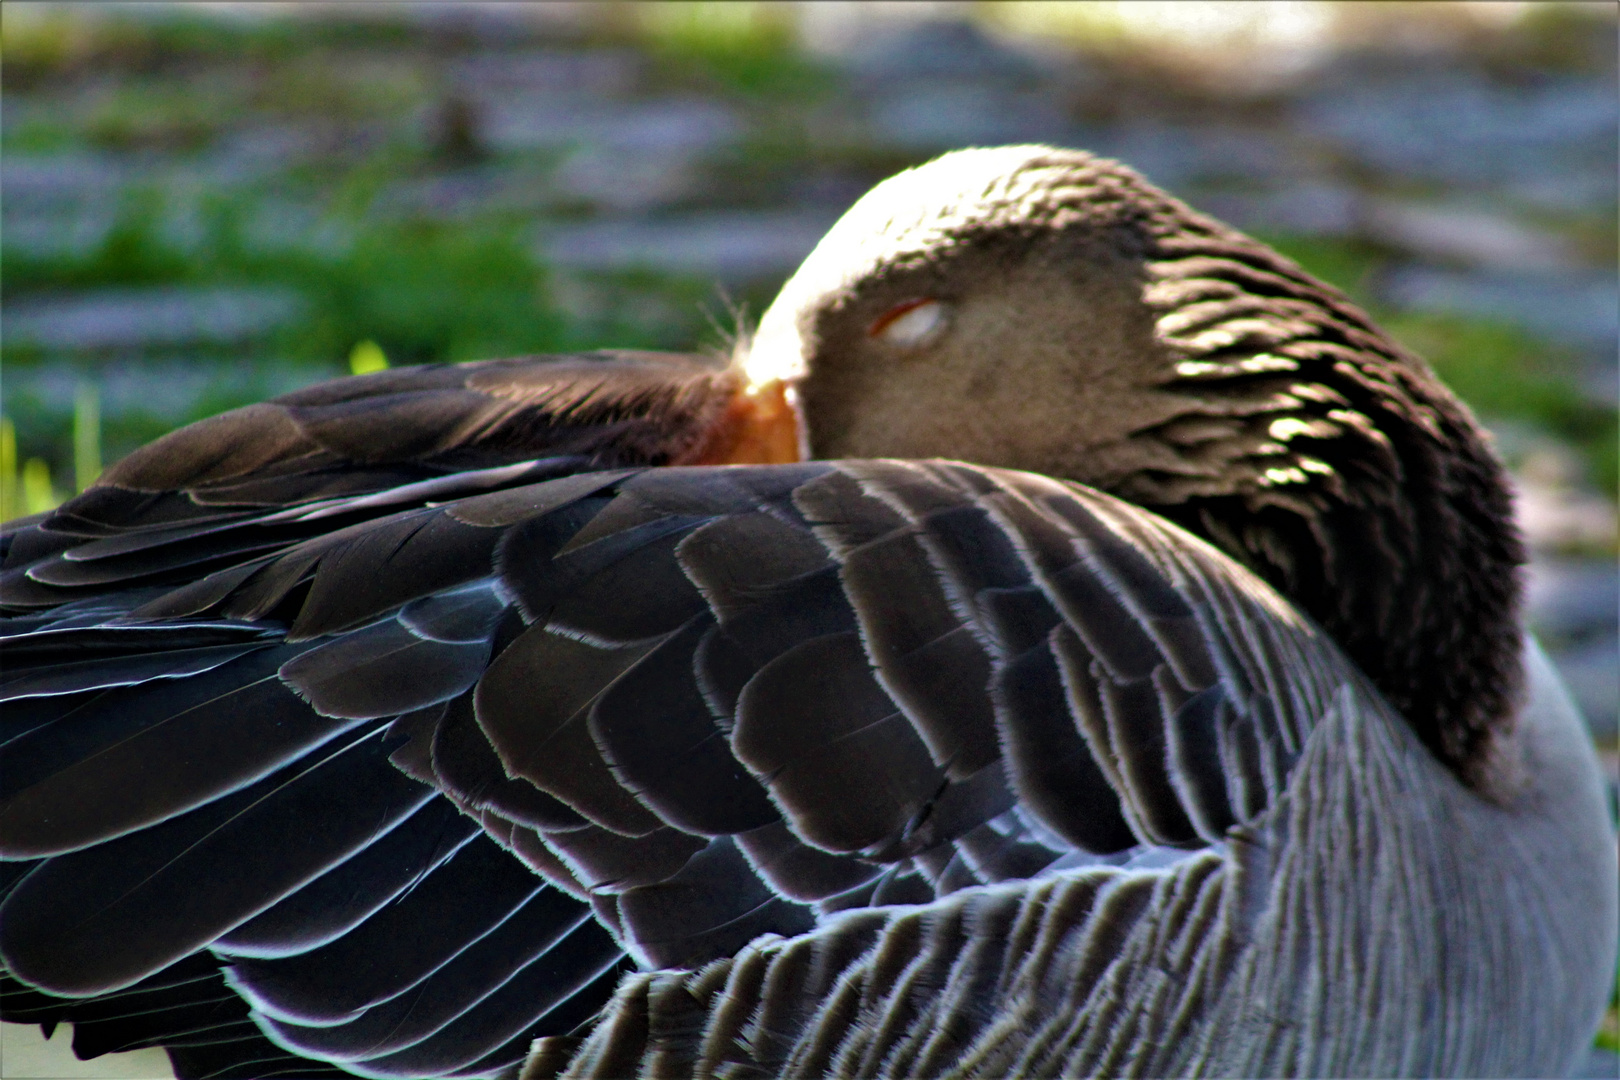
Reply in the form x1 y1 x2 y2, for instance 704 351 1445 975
539 823 709 895
224 833 547 1024
1164 684 1243 839
837 527 1001 777
430 693 588 832
616 837 815 970
253 888 594 1061
0 644 370 859
0 725 431 995
1 369 1339 1080
733 820 883 902
0 636 270 700
398 582 508 644
994 634 1138 853
588 614 779 836
282 509 508 641
474 626 668 837
213 798 481 960
545 518 713 643
733 629 946 857
280 618 492 720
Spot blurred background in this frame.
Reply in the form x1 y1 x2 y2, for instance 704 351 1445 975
3 0 1617 768
0 2 1615 1073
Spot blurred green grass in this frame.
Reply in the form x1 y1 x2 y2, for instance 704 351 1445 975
0 153 748 497
1 4 1613 509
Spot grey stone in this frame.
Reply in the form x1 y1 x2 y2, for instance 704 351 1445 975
1197 183 1359 237
1086 125 1303 192
1515 470 1619 554
195 125 325 186
1527 558 1620 642
0 206 119 257
403 2 591 45
550 147 701 213
0 153 126 209
539 210 842 282
1363 200 1580 272
452 49 642 98
829 17 1044 83
377 169 548 220
7 355 330 425
1526 557 1619 742
479 96 743 155
1570 1046 1620 1080
1297 68 1617 191
242 200 355 256
1549 634 1620 743
3 287 305 352
862 82 1071 151
1378 268 1619 356
1508 167 1620 216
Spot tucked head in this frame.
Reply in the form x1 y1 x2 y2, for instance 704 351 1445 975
747 146 1189 488
745 145 1525 786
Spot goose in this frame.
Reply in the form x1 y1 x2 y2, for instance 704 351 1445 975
0 145 1613 1080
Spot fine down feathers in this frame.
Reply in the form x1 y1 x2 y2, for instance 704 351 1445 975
1 145 1613 1080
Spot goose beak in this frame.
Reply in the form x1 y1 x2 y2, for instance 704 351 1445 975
716 289 809 464
730 375 807 465
686 348 806 466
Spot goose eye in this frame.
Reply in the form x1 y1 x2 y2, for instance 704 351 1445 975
868 298 948 346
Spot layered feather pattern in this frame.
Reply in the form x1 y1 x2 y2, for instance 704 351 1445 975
2 427 1354 1077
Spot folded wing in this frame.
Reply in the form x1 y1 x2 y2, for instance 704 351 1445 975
2 371 1350 1080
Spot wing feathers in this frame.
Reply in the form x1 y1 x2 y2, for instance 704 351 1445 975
616 837 815 969
993 636 1136 853
0 645 369 858
214 797 480 959
280 619 491 720
224 833 546 1024
431 693 587 831
474 626 664 836
676 512 834 623
0 447 1354 1080
837 529 1001 777
733 631 943 857
287 511 504 640
258 888 594 1060
0 725 429 995
398 582 507 643
0 641 270 700
588 615 778 835
537 823 707 895
733 820 883 902
547 522 710 643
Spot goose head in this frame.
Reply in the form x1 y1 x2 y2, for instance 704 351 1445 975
745 145 1526 787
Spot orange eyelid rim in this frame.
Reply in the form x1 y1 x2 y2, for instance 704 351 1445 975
867 297 936 338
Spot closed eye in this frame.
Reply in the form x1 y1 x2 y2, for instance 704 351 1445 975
868 298 948 346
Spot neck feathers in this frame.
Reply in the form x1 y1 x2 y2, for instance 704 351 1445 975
1122 217 1525 782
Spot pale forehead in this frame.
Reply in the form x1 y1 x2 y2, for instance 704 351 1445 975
749 145 1099 384
793 146 1087 292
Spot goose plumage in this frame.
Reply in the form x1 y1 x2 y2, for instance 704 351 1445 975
0 145 1613 1079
